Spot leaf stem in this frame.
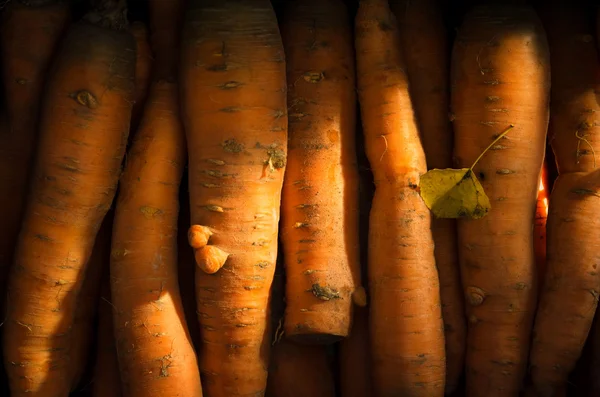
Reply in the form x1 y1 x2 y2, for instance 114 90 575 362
469 124 514 171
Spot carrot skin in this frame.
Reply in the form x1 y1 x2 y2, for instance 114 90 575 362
181 1 288 395
0 0 70 312
534 161 549 290
111 80 202 397
529 5 600 396
356 0 446 395
2 13 135 396
390 0 465 392
280 0 361 345
451 5 550 396
69 215 112 391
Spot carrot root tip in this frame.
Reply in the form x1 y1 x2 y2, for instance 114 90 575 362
195 245 229 274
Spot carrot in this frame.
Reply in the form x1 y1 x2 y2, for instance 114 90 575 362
110 0 201 394
92 270 123 397
180 0 287 395
0 0 70 314
339 306 373 397
2 0 136 394
451 4 550 396
529 4 600 396
390 0 465 392
355 0 446 395
69 214 112 391
279 0 361 345
130 21 152 131
534 160 549 290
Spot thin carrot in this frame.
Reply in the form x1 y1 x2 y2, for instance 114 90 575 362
279 0 362 345
180 0 288 395
110 0 201 394
92 269 123 397
355 0 446 395
451 4 550 396
2 0 135 394
130 21 152 131
529 4 600 396
0 0 70 313
390 0 465 392
70 214 112 391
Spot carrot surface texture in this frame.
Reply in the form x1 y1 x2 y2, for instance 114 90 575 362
451 4 550 396
69 215 111 391
1 0 136 394
390 0 465 392
0 0 70 313
529 4 600 396
181 0 287 395
355 0 446 395
110 0 202 395
280 0 362 345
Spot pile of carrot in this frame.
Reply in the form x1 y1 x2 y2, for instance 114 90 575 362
1 0 600 396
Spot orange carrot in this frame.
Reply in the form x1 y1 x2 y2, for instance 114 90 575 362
339 306 373 397
355 0 446 395
92 270 123 397
70 214 112 391
279 0 362 345
110 0 201 394
180 0 288 395
529 4 600 396
2 0 135 394
0 0 70 313
390 0 465 392
130 21 152 131
534 161 549 290
451 4 550 396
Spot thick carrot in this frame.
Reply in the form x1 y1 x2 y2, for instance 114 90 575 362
70 214 112 391
534 161 549 290
0 0 70 313
390 0 465 392
130 21 152 130
339 306 373 397
355 0 446 395
92 270 123 397
2 0 135 394
180 0 287 395
529 4 600 396
279 0 361 345
451 4 550 396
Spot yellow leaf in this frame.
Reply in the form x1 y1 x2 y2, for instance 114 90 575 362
418 124 514 220
419 168 490 219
